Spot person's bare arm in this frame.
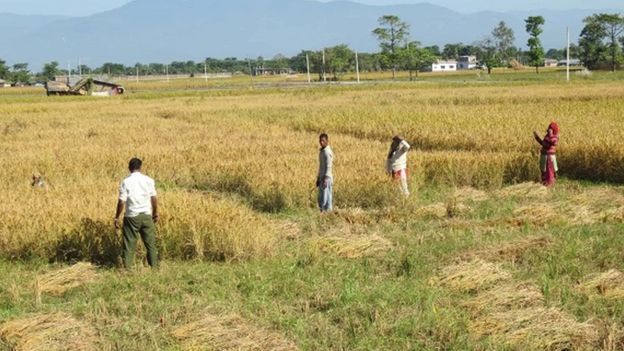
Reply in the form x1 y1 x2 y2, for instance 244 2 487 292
151 196 159 223
114 200 124 229
533 132 542 145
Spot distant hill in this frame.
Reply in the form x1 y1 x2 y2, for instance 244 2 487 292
0 0 616 68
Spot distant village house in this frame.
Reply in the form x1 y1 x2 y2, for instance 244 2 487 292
544 59 558 67
432 60 457 72
457 56 478 70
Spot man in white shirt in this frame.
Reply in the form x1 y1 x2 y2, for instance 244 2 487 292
114 158 159 268
317 133 334 212
386 136 411 197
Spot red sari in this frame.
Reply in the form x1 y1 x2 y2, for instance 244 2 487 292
535 124 559 187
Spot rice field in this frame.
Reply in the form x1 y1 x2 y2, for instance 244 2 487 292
0 71 623 350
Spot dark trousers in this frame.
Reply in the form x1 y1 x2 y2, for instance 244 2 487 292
122 214 158 268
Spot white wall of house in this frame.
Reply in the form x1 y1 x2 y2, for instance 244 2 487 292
432 61 457 72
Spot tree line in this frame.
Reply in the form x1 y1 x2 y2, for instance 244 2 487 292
0 12 622 84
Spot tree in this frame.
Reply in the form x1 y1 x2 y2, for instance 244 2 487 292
372 15 410 79
476 38 499 74
579 16 608 70
477 21 516 74
325 45 354 80
11 63 30 84
0 59 9 80
442 43 463 60
596 14 624 72
492 21 516 63
400 41 437 80
41 61 60 81
525 16 546 73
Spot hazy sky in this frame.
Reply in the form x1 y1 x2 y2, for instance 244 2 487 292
0 0 622 16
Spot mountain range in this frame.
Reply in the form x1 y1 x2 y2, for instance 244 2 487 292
0 0 618 69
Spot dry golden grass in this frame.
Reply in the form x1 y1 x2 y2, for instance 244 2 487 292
463 282 544 316
577 270 624 300
496 182 549 200
0 313 98 351
311 233 393 259
467 236 552 263
435 259 511 292
172 311 298 351
1 77 624 262
35 262 99 296
453 187 488 203
470 307 598 351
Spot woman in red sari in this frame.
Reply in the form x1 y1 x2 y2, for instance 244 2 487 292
533 122 559 187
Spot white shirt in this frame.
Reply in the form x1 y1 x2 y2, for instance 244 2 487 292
119 172 157 217
318 146 334 179
386 140 411 172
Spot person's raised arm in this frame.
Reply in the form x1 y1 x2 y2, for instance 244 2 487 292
533 131 543 145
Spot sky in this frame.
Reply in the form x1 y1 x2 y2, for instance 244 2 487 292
0 0 622 16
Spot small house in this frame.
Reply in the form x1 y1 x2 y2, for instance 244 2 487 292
432 60 457 72
0 79 10 88
557 59 582 67
457 56 478 70
544 59 558 67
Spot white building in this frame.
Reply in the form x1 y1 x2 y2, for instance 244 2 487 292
457 56 478 70
0 79 10 88
544 59 558 67
432 60 457 72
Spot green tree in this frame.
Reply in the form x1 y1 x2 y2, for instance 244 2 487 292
41 61 60 81
579 16 608 70
525 16 546 73
400 41 437 80
325 45 354 80
477 38 500 74
372 15 410 79
596 14 624 71
0 59 9 80
492 21 516 63
442 43 463 60
11 63 30 84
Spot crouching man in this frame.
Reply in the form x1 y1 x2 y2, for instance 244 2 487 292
114 158 159 268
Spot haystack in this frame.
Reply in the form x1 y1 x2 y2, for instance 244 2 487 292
416 202 470 219
0 313 98 351
496 182 548 199
470 236 552 262
172 312 298 351
312 234 392 259
436 259 511 292
511 206 561 227
577 270 624 300
454 187 488 203
470 307 597 351
36 262 99 296
463 282 544 316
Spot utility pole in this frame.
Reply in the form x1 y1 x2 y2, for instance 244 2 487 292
67 62 71 84
566 27 570 83
322 49 327 82
355 51 361 84
248 59 254 88
78 57 82 77
204 62 208 83
166 64 169 82
136 65 139 83
306 53 311 84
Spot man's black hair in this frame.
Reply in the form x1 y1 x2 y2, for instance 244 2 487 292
319 133 329 140
129 158 142 172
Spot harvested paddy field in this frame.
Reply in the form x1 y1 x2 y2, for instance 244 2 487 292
1 71 623 350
